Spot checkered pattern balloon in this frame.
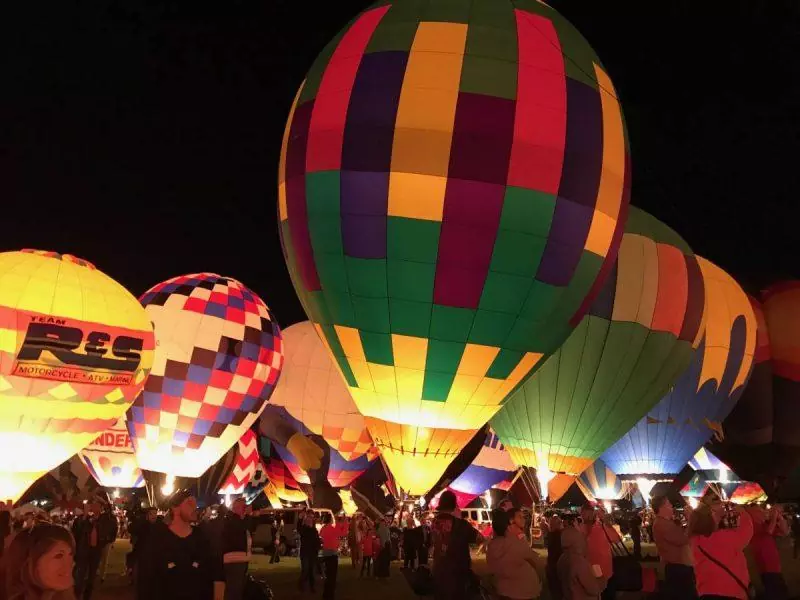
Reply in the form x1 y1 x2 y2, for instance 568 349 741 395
127 273 284 478
279 0 631 494
0 249 154 501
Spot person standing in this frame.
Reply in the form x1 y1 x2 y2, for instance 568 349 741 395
487 508 544 599
579 503 619 600
652 496 696 600
546 515 565 600
221 498 251 600
72 501 108 600
558 526 607 600
374 518 392 579
297 511 320 593
319 514 347 600
403 517 420 570
360 526 377 578
4 523 76 600
629 512 642 560
748 505 790 600
137 490 225 600
689 501 753 600
97 505 118 583
431 490 483 600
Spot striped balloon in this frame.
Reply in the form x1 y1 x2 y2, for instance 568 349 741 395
218 430 260 496
448 429 516 503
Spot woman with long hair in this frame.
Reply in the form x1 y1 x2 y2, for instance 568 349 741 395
689 500 753 600
1 523 76 600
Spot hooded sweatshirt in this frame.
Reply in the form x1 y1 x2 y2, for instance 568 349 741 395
557 527 606 600
691 510 753 599
487 534 543 599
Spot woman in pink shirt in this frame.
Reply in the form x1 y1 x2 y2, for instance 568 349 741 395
689 501 753 600
319 514 347 600
747 505 789 600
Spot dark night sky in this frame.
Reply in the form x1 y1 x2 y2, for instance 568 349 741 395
5 1 800 329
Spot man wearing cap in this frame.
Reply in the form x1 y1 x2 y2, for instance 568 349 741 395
137 490 225 600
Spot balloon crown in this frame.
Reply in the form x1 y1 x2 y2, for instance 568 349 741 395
20 249 96 270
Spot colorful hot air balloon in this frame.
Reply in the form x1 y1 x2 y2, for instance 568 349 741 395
268 405 377 489
279 0 632 494
270 321 375 461
265 455 307 503
577 459 632 502
681 472 710 499
80 416 144 488
446 429 517 507
729 482 767 505
711 284 800 496
601 257 756 483
0 250 154 501
217 430 260 496
491 208 705 479
126 274 283 493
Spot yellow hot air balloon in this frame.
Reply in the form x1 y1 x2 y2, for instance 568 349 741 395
0 250 154 501
79 416 144 488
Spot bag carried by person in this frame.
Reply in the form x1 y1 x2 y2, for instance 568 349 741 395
602 526 657 593
696 545 756 599
244 575 274 600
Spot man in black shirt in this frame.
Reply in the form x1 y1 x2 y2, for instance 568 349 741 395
137 490 225 600
297 510 320 593
431 490 482 600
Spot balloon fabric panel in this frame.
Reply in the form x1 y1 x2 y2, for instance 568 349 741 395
80 416 144 488
218 430 260 495
577 459 628 501
449 429 516 496
0 250 154 501
127 273 283 478
491 208 704 475
279 0 632 495
600 258 756 477
270 321 375 461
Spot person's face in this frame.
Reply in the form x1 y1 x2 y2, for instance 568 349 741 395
37 540 74 592
581 508 596 525
232 499 246 517
147 510 157 523
512 510 525 530
658 499 674 520
178 498 198 523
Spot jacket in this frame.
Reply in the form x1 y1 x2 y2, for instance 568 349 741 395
222 513 251 564
487 533 543 599
557 527 606 600
691 510 753 600
653 516 693 566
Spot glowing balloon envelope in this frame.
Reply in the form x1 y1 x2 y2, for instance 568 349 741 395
601 257 756 478
447 429 516 506
0 250 154 501
270 321 375 461
126 273 283 479
492 208 705 476
80 416 144 488
279 0 632 494
217 430 260 496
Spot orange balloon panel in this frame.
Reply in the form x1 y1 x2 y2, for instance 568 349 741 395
270 322 373 461
79 416 144 488
0 250 154 501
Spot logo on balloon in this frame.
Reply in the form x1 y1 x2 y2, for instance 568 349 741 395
13 315 144 385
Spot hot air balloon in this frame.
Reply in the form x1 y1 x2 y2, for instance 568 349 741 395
729 482 767 505
600 257 756 498
445 429 517 508
270 321 374 461
265 455 308 504
217 430 260 496
80 416 144 489
269 407 376 489
710 284 800 497
491 208 706 491
0 250 154 501
126 273 283 499
278 0 632 494
577 459 633 502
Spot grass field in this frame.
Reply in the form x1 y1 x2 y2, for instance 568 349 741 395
93 538 800 600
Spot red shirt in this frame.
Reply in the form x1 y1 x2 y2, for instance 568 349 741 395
750 524 782 574
361 534 377 557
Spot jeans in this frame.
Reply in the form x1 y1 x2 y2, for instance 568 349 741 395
74 546 103 600
403 545 417 569
322 555 338 600
761 572 788 600
663 563 697 600
300 553 317 591
360 556 372 577
224 562 248 600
